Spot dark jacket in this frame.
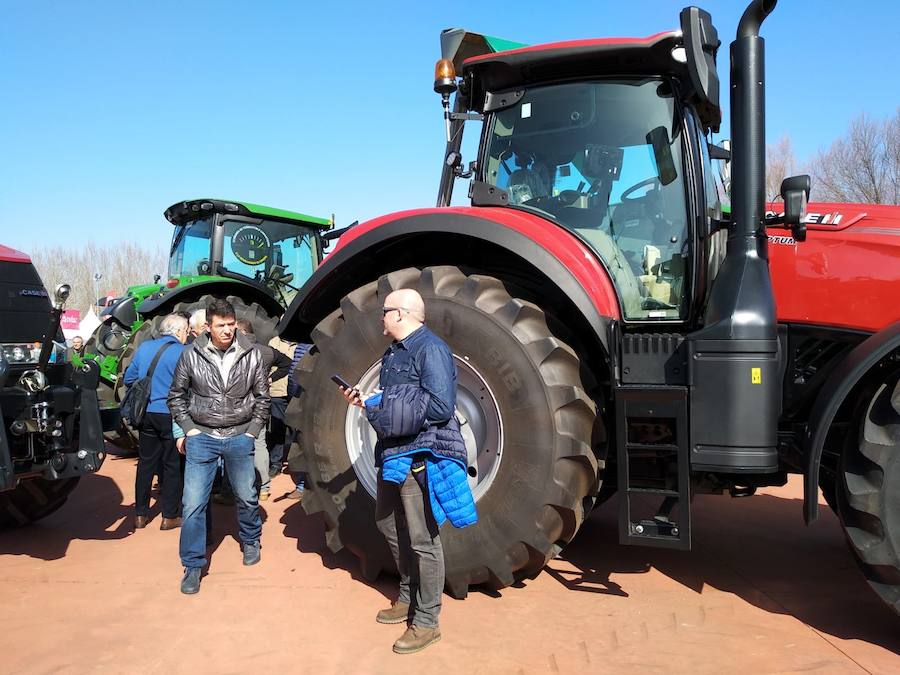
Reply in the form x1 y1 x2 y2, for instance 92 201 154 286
366 370 467 467
167 331 270 437
378 326 456 425
367 385 475 528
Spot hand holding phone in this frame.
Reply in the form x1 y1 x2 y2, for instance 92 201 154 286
332 374 364 408
331 374 354 390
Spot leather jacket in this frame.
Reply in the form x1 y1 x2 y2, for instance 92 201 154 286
167 331 270 438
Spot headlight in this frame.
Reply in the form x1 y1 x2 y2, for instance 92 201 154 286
2 344 39 364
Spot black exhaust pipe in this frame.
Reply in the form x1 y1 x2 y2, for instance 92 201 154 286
687 0 781 474
731 0 777 250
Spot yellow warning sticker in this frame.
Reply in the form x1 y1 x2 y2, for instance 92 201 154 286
751 367 762 384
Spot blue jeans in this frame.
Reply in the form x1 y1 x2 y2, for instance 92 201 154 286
180 433 261 569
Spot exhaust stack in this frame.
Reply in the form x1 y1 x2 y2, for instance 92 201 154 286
687 0 781 474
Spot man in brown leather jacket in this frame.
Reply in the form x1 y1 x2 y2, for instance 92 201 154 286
168 299 270 594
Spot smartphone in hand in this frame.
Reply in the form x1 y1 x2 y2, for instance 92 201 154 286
330 374 354 390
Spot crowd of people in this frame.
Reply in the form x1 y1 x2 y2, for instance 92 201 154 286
122 292 475 655
123 301 308 555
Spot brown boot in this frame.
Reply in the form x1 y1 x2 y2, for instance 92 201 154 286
392 624 441 654
160 517 183 530
134 515 149 529
375 600 411 625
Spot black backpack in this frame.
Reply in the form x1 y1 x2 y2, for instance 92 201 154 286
121 342 173 427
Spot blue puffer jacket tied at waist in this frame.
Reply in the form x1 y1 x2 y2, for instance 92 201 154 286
365 384 477 528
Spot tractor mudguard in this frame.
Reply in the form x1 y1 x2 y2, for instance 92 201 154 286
104 295 139 328
804 319 900 523
278 208 622 351
136 279 282 319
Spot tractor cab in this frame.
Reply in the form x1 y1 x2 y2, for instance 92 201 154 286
434 18 731 325
82 199 332 397
165 199 331 307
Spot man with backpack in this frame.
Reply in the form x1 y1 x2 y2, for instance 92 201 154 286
122 313 190 531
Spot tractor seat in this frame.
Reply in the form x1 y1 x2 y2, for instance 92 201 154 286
567 216 644 318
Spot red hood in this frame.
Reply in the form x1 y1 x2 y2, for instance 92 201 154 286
0 245 31 264
767 202 900 332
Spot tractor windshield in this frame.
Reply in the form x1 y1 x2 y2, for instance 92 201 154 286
169 217 215 278
168 217 320 306
220 218 319 306
481 79 690 321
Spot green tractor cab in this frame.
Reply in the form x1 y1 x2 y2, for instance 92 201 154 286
79 199 331 447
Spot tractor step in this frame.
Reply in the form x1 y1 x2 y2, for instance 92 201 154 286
615 385 691 550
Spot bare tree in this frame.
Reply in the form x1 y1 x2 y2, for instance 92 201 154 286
765 135 797 202
29 242 167 317
810 109 900 204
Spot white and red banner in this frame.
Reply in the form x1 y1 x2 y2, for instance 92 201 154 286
61 309 81 332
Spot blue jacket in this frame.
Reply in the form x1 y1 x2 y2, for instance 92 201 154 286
382 452 477 528
123 335 185 415
379 326 456 427
366 386 476 527
365 385 468 467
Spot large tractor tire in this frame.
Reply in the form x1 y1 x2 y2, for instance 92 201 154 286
0 478 81 529
837 368 900 614
289 266 600 598
115 293 279 429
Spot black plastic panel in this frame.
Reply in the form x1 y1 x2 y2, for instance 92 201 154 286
620 333 687 385
688 338 780 472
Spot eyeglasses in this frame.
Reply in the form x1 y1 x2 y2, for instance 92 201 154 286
382 306 410 316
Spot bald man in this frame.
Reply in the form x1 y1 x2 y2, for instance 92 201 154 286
341 288 457 654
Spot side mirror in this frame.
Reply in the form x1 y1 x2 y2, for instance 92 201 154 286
53 284 71 310
781 174 811 242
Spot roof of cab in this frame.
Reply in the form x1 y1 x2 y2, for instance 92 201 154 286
0 245 32 264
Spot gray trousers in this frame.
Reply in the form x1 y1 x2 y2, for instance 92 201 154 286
375 469 444 628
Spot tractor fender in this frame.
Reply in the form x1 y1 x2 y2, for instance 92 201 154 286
278 207 622 351
103 295 139 328
136 280 283 319
804 319 900 523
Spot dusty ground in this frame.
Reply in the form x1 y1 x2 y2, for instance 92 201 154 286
1 449 898 675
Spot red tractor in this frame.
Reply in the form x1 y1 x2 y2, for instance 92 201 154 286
282 0 900 614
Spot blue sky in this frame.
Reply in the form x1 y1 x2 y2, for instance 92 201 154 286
2 0 897 255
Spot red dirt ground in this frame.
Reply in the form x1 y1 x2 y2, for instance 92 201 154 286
1 449 898 674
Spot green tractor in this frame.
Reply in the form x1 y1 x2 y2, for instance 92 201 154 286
79 198 331 445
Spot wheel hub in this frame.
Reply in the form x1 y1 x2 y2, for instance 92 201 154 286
344 355 503 501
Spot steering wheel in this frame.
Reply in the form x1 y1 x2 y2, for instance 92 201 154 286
620 177 661 203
